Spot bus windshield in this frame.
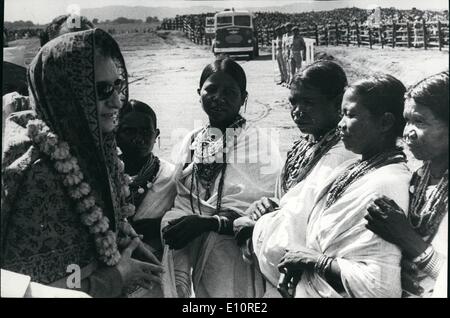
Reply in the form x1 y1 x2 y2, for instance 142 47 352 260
234 16 251 27
217 16 232 26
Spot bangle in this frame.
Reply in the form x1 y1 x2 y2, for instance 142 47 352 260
411 245 434 265
422 250 445 279
314 254 333 277
212 215 221 233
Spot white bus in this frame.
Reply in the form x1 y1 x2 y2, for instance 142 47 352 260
212 9 259 59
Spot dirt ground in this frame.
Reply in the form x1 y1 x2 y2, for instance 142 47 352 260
118 30 449 166
7 30 449 166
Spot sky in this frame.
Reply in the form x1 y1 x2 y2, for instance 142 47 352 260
4 0 449 24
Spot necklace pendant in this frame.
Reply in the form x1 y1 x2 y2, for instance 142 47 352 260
138 187 145 194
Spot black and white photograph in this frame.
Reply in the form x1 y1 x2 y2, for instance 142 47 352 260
1 0 448 300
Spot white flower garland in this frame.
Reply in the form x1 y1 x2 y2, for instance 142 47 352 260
26 119 136 266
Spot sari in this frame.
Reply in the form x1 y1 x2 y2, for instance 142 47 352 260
161 122 283 297
266 158 411 297
1 29 129 297
252 140 356 296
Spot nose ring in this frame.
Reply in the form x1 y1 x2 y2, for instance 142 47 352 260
406 130 418 140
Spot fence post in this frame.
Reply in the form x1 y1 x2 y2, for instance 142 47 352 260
369 27 373 49
392 22 396 48
335 23 339 45
347 22 350 46
356 23 360 47
379 24 384 48
315 24 319 45
407 22 412 48
438 20 442 51
423 19 428 50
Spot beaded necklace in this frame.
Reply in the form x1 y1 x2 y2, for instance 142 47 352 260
408 162 448 239
325 147 406 208
189 115 246 214
281 128 341 193
127 153 160 209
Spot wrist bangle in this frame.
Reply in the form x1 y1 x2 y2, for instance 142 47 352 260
422 250 444 279
314 254 332 277
212 215 221 233
411 245 434 265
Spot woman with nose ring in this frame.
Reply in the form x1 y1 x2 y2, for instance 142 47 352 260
160 56 283 297
233 60 357 297
365 71 448 298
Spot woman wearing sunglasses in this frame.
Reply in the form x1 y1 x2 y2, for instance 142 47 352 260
2 29 163 297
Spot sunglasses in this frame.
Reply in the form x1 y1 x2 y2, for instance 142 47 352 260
96 79 124 101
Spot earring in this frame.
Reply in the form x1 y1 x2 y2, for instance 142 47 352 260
244 96 248 113
158 136 161 149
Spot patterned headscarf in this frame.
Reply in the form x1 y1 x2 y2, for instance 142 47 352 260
27 28 129 230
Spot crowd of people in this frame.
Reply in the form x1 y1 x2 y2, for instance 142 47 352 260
1 13 448 298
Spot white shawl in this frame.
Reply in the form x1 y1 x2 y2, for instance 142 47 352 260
161 123 282 298
253 140 356 292
133 158 177 221
294 160 411 298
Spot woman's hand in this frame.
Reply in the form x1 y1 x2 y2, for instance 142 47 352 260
277 271 302 298
278 247 323 273
115 238 164 289
245 197 278 221
233 216 256 246
365 195 428 258
277 247 322 298
162 215 216 250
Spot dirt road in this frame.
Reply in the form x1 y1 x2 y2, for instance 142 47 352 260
119 30 448 162
121 31 293 160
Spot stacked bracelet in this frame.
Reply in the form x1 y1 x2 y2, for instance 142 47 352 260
421 250 445 280
411 245 434 266
314 254 333 277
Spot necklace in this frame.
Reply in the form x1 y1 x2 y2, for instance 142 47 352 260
325 148 406 208
282 128 341 193
189 115 246 214
409 162 448 238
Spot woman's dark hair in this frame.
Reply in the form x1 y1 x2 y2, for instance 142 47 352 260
291 60 348 108
40 14 94 46
405 71 449 123
199 55 247 97
119 99 157 129
346 73 406 137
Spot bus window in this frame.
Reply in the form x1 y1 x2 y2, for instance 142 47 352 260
234 16 251 27
217 16 232 26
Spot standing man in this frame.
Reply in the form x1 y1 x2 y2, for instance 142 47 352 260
275 26 286 85
290 27 307 83
283 23 293 87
